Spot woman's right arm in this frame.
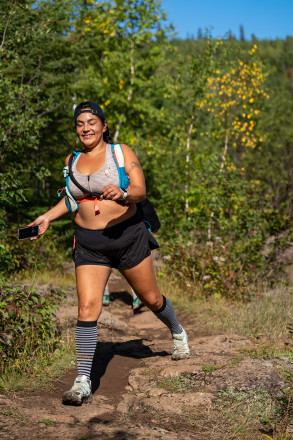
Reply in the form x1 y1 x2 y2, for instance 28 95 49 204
28 155 72 238
28 197 69 238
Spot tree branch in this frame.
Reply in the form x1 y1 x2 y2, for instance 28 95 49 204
0 9 16 51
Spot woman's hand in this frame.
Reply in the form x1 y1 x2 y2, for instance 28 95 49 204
27 215 50 240
102 184 124 201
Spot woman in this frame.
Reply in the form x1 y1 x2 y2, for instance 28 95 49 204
29 101 190 405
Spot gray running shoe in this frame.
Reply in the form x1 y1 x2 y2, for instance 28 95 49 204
62 375 92 405
103 294 110 306
132 297 144 313
171 328 190 360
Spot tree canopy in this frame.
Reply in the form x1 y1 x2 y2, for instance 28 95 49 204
1 0 292 298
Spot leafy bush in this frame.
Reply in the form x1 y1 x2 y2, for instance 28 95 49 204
163 239 258 300
0 280 65 375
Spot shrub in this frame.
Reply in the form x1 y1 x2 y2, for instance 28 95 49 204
0 280 65 376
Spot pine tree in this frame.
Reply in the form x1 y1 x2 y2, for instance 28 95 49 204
240 25 245 42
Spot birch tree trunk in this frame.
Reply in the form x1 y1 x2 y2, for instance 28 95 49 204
185 113 195 214
207 131 228 241
114 39 134 143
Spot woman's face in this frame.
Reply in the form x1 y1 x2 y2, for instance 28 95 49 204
75 111 107 148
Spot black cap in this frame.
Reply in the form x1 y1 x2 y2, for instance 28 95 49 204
74 101 105 121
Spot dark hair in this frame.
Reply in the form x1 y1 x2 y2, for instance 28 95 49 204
103 126 113 143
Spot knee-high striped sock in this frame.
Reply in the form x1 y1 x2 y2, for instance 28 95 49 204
153 296 183 335
75 320 97 380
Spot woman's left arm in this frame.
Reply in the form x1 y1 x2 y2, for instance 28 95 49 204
102 144 146 203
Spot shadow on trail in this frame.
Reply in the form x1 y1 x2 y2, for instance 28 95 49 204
91 339 169 394
109 290 132 306
85 425 138 440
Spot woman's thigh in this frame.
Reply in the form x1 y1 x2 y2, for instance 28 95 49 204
76 264 111 320
119 255 163 311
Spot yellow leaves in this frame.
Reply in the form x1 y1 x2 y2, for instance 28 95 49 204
200 48 265 152
163 94 168 98
118 79 125 90
130 137 135 145
84 19 91 24
104 77 108 84
110 31 116 37
104 99 111 106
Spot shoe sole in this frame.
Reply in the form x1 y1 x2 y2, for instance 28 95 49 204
62 393 93 406
171 353 190 360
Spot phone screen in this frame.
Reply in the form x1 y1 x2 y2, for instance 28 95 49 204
18 226 40 240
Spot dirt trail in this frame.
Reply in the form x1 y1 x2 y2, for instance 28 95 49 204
1 260 292 439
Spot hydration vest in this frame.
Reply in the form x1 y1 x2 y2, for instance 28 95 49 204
59 144 129 213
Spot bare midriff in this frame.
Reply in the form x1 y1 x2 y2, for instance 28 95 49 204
74 199 137 230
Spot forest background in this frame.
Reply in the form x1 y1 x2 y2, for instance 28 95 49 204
1 0 293 300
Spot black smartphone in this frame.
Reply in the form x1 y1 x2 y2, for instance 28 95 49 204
17 225 40 240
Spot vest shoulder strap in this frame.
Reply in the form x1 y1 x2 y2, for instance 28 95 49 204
111 144 129 189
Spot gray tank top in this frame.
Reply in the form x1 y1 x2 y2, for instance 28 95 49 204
68 144 120 198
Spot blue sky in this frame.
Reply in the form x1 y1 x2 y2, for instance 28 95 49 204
161 0 293 40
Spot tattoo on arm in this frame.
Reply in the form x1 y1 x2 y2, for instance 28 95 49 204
129 161 142 171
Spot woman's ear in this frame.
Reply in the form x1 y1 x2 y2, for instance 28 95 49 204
103 120 108 133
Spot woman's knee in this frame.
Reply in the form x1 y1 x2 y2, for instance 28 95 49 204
142 292 163 311
78 301 101 321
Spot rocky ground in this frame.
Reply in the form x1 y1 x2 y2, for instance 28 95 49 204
1 260 292 440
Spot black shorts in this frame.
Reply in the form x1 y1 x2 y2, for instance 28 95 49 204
73 212 159 269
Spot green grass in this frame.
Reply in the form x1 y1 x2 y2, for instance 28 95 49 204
158 375 193 393
0 344 75 392
39 418 56 426
11 269 76 290
211 388 274 440
159 277 293 343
